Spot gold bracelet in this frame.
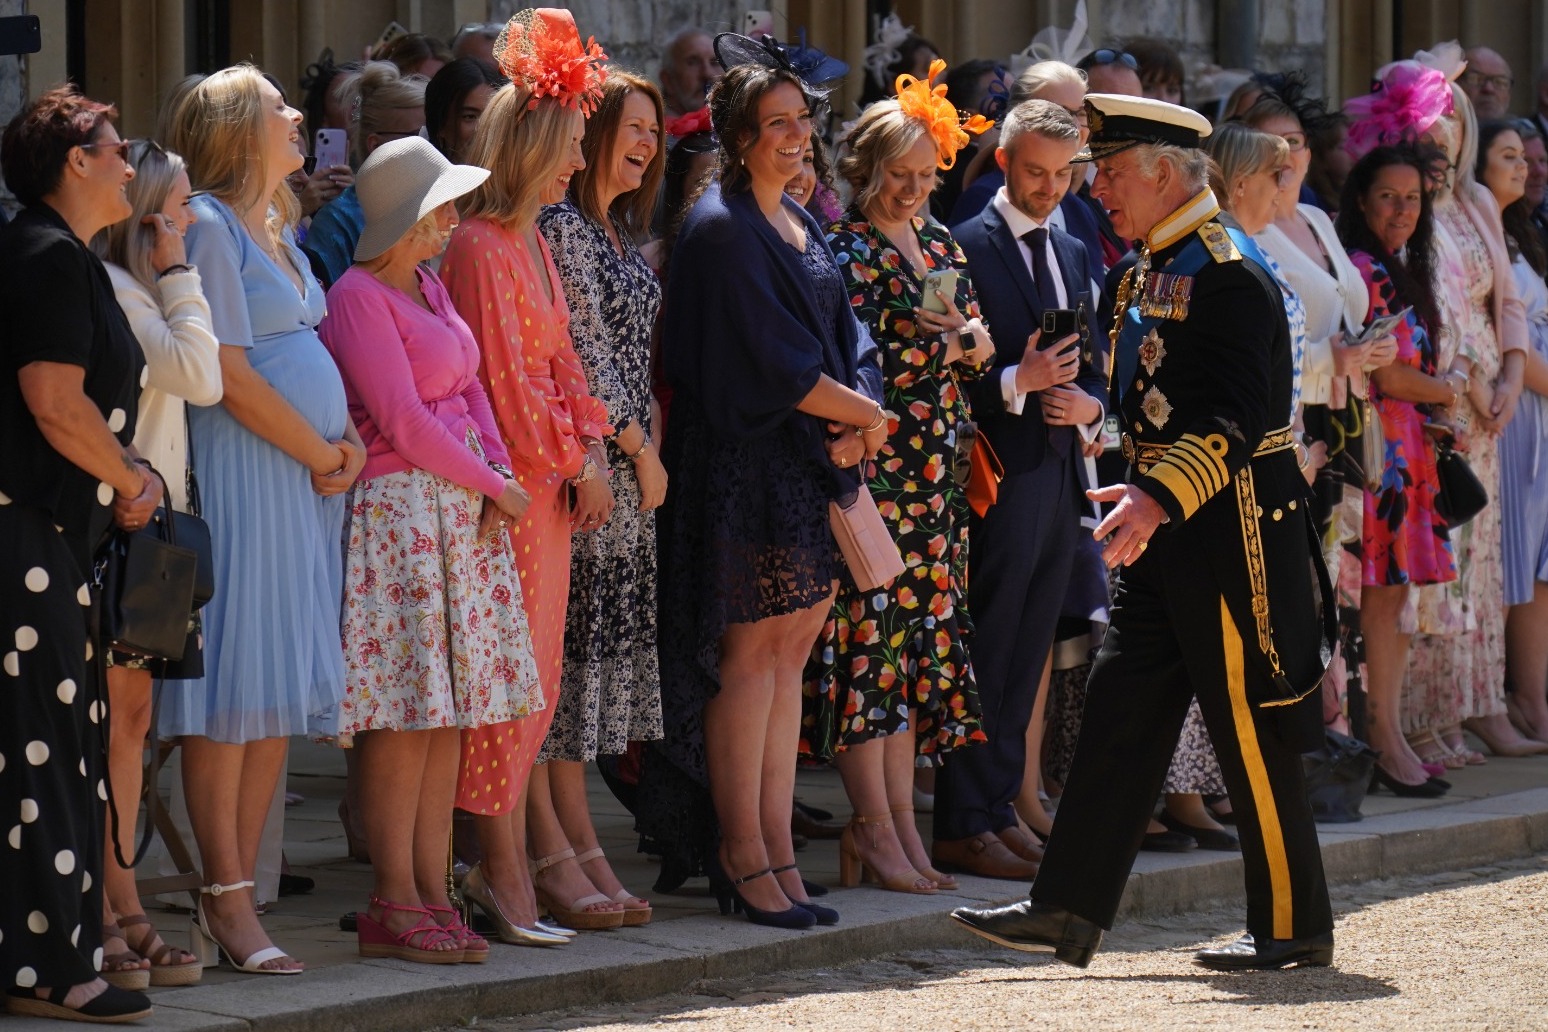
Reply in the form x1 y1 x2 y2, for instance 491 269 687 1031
627 438 650 459
861 406 887 433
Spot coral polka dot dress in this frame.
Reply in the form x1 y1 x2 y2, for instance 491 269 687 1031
442 217 611 813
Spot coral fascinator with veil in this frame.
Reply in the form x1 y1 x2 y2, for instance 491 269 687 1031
493 8 608 115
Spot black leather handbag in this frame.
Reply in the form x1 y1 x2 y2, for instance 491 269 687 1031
1301 730 1378 823
1433 436 1488 527
96 469 210 662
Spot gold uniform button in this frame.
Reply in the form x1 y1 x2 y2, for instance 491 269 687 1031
1288 500 1298 511
1272 509 1283 521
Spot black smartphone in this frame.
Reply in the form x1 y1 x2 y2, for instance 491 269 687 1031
1040 303 1089 363
1041 307 1087 341
0 15 41 57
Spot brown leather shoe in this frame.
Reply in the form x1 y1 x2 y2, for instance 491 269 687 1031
996 825 1046 864
932 832 1039 880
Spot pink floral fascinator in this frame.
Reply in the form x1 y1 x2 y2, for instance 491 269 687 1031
1344 62 1454 161
493 8 608 115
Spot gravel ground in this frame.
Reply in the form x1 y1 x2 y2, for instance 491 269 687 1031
450 854 1548 1032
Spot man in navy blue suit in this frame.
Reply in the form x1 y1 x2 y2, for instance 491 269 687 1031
932 99 1108 880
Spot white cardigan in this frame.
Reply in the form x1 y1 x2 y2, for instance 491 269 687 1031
1253 204 1369 407
105 263 222 512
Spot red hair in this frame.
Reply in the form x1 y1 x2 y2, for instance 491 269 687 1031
0 83 118 206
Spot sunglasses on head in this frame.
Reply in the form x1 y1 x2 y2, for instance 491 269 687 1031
1087 49 1139 71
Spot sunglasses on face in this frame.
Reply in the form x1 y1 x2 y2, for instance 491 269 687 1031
80 139 132 162
1087 49 1139 71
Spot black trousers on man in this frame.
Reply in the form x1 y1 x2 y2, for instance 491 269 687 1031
1030 535 1333 942
935 450 1079 841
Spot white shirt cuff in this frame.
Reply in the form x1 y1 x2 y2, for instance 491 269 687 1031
1000 368 1026 415
1077 404 1105 442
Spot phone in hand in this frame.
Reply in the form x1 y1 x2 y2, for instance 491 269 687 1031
0 14 41 57
1353 307 1410 346
1040 302 1090 364
744 10 774 37
921 269 959 314
372 20 407 56
1041 306 1089 343
313 129 348 172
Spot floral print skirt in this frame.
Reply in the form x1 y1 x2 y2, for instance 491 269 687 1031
337 463 543 749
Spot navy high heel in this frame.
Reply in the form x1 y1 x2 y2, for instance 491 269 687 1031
771 865 838 925
710 860 816 930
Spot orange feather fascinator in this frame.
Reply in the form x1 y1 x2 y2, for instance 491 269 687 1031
894 59 993 170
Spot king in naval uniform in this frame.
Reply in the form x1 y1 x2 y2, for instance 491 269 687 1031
950 93 1337 972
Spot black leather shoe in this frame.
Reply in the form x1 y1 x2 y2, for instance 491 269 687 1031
950 899 1103 968
1159 811 1239 852
1141 828 1197 852
1194 932 1334 970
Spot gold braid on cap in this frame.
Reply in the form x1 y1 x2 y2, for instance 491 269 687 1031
894 59 993 171
494 8 608 116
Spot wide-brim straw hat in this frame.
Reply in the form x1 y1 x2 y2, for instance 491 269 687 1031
353 136 490 262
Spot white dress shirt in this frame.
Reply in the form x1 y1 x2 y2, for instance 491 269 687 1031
989 188 1102 440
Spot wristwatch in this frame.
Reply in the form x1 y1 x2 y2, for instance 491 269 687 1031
959 327 979 356
569 454 598 485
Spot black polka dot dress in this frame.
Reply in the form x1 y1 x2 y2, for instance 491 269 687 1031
0 204 144 990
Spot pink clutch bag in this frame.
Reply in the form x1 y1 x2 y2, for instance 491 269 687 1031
829 484 906 591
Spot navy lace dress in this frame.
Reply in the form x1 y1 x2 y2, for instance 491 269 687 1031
638 183 858 886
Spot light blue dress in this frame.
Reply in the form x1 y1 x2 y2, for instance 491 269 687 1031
1500 254 1548 606
159 195 348 743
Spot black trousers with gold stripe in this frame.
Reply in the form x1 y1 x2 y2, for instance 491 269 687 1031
1030 541 1332 942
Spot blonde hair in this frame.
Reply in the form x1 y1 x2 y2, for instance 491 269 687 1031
838 98 931 214
162 64 299 247
1446 81 1481 196
93 141 187 290
1010 60 1086 108
461 84 582 229
1204 122 1288 200
360 208 445 267
351 62 427 165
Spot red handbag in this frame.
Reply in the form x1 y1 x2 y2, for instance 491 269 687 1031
966 430 1004 517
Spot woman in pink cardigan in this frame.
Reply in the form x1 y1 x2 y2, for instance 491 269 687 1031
319 137 543 964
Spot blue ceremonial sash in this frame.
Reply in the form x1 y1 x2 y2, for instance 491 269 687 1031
1114 225 1265 406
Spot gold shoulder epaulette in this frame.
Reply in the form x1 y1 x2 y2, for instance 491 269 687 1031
1198 221 1241 263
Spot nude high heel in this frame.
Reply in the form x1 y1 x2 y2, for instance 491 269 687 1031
837 813 937 894
892 806 957 890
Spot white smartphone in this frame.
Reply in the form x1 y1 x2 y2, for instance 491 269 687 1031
313 128 348 171
921 269 959 313
744 10 774 38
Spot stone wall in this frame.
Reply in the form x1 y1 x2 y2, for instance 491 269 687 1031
0 0 26 214
490 0 743 80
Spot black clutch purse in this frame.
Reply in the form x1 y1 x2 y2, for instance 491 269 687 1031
1433 437 1488 527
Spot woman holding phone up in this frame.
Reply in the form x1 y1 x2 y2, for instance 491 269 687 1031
802 71 994 895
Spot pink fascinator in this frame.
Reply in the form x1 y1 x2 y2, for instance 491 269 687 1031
1343 62 1454 161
